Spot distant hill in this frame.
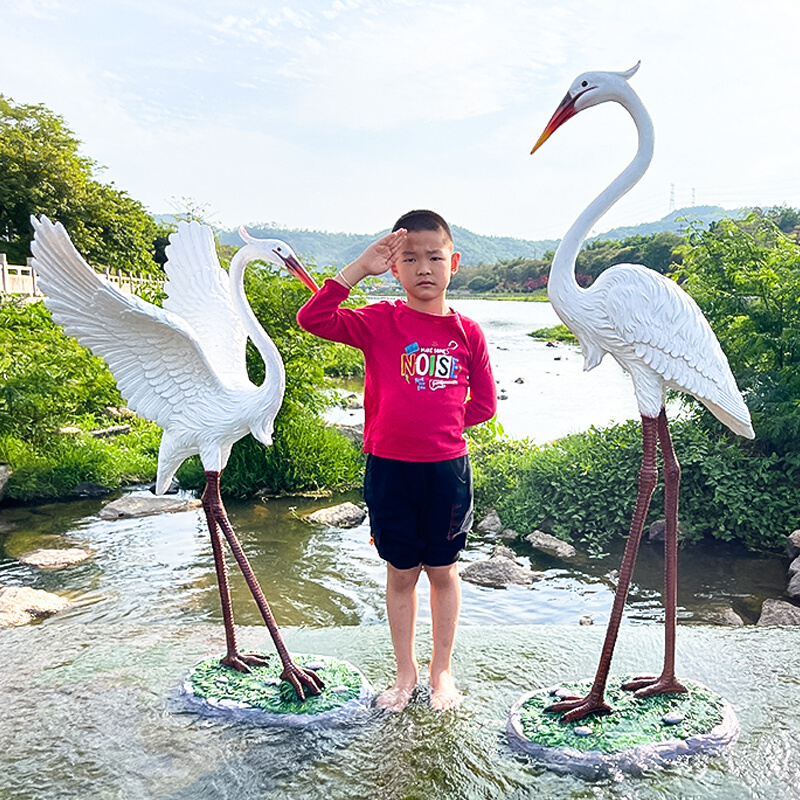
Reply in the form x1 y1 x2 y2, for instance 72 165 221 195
159 205 742 268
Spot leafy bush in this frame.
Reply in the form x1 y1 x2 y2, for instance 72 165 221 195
475 419 797 555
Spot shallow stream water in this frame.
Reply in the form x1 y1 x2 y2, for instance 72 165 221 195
2 299 797 798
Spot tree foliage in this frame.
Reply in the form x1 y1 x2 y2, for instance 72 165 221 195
678 212 800 452
0 94 167 274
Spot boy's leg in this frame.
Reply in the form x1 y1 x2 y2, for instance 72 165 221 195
376 562 422 712
426 562 463 710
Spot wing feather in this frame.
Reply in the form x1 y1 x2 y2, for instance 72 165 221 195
162 221 247 384
31 216 229 430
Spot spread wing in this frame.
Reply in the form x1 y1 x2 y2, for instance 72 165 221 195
162 220 248 385
30 215 229 430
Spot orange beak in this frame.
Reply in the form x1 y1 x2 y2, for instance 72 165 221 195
531 87 589 154
276 250 320 293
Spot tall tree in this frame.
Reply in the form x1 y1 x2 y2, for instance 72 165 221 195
0 95 165 274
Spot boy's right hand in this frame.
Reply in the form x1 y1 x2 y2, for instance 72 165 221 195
337 229 407 287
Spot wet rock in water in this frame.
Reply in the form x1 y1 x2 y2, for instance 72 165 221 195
787 529 800 560
703 605 745 627
73 481 113 499
460 545 544 588
757 598 800 626
476 508 503 534
0 585 71 627
335 423 364 444
0 464 11 501
579 616 594 626
525 530 577 560
19 548 92 570
787 571 800 601
304 502 366 528
98 495 202 520
148 477 181 495
498 528 520 542
647 519 685 543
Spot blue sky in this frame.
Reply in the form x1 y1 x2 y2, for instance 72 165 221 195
3 0 800 240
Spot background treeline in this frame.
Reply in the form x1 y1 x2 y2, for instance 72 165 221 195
2 93 800 555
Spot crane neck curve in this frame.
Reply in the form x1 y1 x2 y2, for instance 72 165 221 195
228 248 286 397
548 89 654 311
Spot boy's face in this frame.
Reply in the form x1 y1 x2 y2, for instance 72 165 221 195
390 228 460 312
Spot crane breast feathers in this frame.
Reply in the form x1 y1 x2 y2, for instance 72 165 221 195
31 217 228 429
162 221 248 383
602 266 738 399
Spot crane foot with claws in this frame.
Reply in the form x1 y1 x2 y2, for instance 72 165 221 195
280 663 325 701
220 651 271 673
623 674 687 697
546 693 612 724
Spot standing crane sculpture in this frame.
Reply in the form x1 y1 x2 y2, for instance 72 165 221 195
530 64 754 722
30 216 324 699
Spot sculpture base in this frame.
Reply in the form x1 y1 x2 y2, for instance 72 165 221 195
507 676 738 778
178 652 373 727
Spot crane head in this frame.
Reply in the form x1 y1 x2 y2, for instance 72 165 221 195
531 62 641 154
237 227 320 293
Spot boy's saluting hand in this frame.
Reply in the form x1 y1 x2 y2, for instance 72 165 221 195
335 229 407 289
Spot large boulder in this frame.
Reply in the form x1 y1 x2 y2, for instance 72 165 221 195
98 495 202 520
757 598 800 626
0 585 71 627
525 530 577 560
787 530 800 560
787 571 800 601
304 502 366 528
460 545 544 588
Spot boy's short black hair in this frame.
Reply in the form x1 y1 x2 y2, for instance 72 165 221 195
392 209 453 246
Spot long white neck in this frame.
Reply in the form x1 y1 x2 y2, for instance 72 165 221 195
228 248 286 405
548 89 654 313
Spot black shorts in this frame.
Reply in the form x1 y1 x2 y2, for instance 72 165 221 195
363 454 473 570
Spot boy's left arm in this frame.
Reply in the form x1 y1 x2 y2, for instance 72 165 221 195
464 326 497 427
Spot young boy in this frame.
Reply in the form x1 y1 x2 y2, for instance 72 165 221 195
296 210 496 712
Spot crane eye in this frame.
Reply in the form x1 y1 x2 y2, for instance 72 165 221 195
581 80 588 87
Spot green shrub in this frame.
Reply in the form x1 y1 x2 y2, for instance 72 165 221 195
475 419 798 555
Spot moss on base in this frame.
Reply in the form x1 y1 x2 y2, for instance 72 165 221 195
186 652 368 716
516 676 725 754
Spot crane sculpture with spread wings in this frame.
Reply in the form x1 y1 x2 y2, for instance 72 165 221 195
31 216 323 699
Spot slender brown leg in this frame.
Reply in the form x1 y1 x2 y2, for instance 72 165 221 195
623 409 687 697
201 479 268 672
547 415 659 722
202 471 324 699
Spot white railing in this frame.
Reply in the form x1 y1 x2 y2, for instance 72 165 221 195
1 252 159 297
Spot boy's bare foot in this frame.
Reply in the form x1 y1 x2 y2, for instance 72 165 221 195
375 684 415 713
429 670 462 711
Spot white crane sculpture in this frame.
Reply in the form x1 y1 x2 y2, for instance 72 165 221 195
30 216 323 699
530 64 754 722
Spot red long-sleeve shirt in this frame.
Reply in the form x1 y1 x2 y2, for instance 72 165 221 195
297 280 497 462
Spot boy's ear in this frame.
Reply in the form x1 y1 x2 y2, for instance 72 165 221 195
390 262 399 278
450 251 461 274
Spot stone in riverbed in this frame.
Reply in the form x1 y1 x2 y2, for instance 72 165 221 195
757 598 800 626
460 545 544 588
476 508 503 534
304 502 366 528
98 495 202 520
525 530 577 560
0 585 71 627
18 548 93 570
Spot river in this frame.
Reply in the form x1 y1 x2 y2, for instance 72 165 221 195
1 299 797 799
